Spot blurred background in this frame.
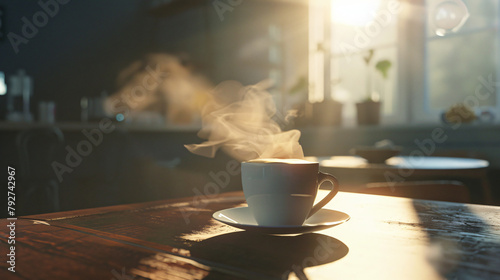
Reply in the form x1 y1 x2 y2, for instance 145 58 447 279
1 0 499 216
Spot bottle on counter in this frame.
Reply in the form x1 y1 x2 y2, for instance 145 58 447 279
7 69 33 122
80 97 89 122
0 72 6 96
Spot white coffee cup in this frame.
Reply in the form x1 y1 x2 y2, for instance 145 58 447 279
241 158 339 226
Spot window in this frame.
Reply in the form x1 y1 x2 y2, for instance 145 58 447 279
310 0 500 125
417 0 500 122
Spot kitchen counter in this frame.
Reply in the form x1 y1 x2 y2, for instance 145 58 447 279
0 121 201 132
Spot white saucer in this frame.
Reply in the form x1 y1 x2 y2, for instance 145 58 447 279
212 207 350 234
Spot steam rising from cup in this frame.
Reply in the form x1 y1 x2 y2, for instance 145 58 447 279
185 80 304 162
104 53 211 125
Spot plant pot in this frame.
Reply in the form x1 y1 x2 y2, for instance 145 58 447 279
356 101 381 125
311 100 343 126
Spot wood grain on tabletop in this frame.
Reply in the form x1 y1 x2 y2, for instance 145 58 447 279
0 219 243 280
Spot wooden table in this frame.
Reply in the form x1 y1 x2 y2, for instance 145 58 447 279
2 191 500 280
308 156 492 204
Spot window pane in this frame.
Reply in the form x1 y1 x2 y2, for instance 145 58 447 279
427 30 498 109
330 0 399 115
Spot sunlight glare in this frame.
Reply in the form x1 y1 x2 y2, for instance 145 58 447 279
331 0 382 27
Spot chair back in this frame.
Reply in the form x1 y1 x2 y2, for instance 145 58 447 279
17 126 64 180
16 126 65 213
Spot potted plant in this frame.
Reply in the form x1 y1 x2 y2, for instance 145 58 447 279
311 98 343 126
356 49 392 125
289 76 343 127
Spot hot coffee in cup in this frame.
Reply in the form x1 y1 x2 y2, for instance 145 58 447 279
241 158 339 226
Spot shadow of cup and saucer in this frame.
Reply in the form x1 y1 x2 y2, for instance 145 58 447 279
190 231 349 280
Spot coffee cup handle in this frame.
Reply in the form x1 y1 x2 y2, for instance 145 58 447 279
307 172 340 219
